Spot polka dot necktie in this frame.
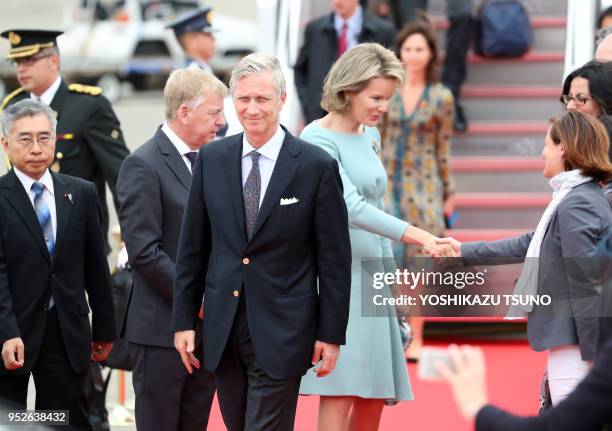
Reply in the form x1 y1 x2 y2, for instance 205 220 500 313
185 151 198 173
243 151 261 240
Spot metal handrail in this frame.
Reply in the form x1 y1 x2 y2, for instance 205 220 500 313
563 0 598 79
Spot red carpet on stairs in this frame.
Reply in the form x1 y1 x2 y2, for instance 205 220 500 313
203 340 547 430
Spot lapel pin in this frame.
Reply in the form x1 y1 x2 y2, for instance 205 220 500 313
65 192 74 204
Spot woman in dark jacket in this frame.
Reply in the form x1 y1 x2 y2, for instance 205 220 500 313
439 111 612 406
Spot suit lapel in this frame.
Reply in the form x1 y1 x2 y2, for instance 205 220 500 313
2 170 51 262
51 173 73 259
156 128 192 190
223 135 247 241
249 132 301 242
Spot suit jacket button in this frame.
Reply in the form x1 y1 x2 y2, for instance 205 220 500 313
233 290 240 297
242 258 250 265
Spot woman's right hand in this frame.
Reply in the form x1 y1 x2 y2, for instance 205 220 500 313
435 237 462 257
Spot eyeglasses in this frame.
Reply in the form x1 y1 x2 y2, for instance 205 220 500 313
10 53 53 67
561 94 593 106
14 134 54 148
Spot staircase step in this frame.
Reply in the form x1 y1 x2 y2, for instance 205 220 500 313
455 192 550 208
435 17 566 51
464 122 549 134
463 97 560 122
444 229 530 242
429 0 567 16
451 156 543 171
451 156 547 192
453 192 548 229
452 135 544 157
461 85 560 98
433 16 566 30
464 51 564 86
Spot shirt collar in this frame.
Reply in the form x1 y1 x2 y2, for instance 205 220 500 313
14 167 54 196
32 76 62 106
334 6 362 34
242 125 285 161
161 122 194 156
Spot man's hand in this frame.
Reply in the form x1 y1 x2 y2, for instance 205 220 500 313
91 342 113 362
311 340 340 378
1 337 24 370
437 344 488 422
174 330 200 374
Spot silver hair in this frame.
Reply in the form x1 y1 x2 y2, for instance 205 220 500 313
1 99 57 137
229 52 286 96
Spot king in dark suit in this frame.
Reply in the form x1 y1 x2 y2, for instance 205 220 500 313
117 68 226 430
172 53 352 431
0 100 116 430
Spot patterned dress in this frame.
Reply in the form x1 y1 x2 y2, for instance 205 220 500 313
379 83 455 258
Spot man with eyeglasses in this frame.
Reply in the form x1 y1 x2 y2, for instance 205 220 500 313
0 29 129 255
0 99 116 430
0 28 129 430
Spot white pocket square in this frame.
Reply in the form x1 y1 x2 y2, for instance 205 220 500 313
280 197 300 206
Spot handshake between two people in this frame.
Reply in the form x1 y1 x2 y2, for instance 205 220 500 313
401 225 462 258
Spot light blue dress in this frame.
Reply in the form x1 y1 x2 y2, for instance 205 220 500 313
299 121 413 402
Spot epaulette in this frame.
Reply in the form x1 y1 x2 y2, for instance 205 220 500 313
1 87 25 111
68 83 102 96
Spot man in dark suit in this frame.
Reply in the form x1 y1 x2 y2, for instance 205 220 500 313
0 99 116 430
172 53 352 431
117 68 225 430
294 0 395 124
0 29 130 253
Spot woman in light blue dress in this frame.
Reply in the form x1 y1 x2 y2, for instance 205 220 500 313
299 43 448 431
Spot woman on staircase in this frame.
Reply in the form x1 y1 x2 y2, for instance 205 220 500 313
378 16 456 362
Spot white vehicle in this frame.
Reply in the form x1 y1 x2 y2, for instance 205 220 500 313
0 0 256 102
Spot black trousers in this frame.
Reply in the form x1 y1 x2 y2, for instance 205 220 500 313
0 308 91 430
130 342 216 431
215 298 300 431
392 0 473 100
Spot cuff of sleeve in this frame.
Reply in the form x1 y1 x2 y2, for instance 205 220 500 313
382 218 410 243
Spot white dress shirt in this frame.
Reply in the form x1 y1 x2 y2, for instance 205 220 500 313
30 76 62 106
161 122 196 173
334 6 363 50
14 167 56 307
241 126 285 208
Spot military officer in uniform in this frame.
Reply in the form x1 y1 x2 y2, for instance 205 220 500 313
0 29 129 253
167 7 228 137
167 7 217 73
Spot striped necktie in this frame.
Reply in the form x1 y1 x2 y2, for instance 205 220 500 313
31 182 55 255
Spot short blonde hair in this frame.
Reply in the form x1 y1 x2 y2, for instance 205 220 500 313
164 68 227 120
321 43 404 114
